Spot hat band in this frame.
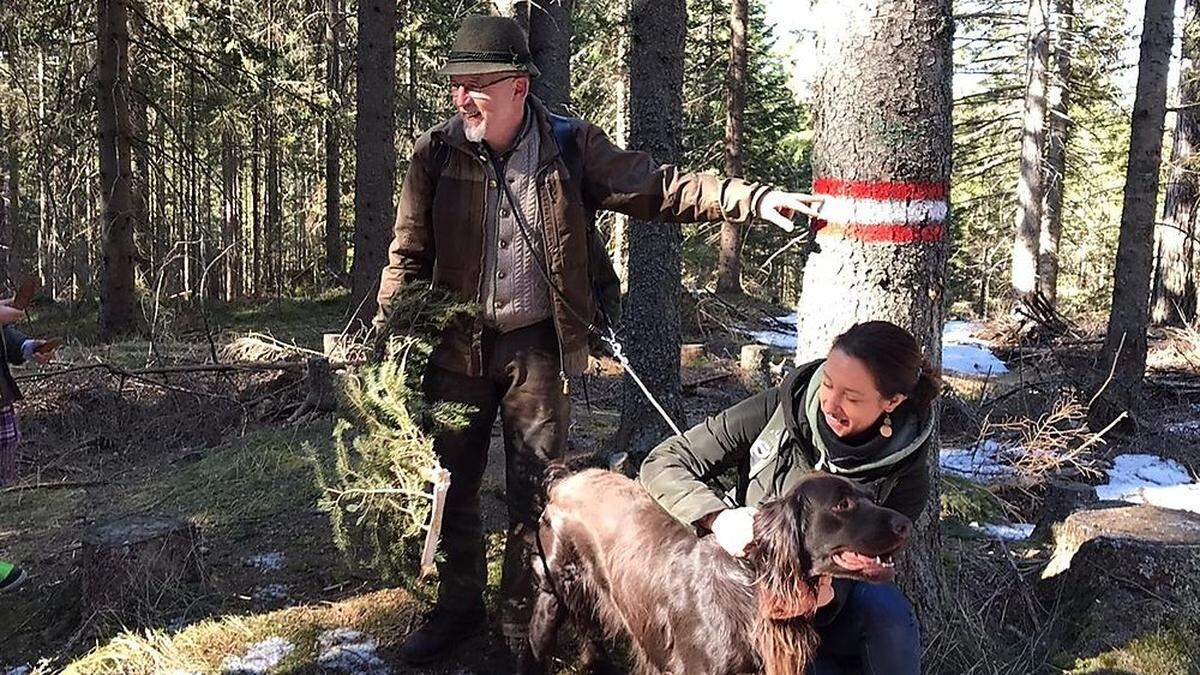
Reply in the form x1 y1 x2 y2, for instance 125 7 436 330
447 50 532 66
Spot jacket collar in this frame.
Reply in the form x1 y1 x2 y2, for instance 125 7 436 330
431 94 561 171
782 360 934 476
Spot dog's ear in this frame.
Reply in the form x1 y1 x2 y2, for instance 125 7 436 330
752 495 828 621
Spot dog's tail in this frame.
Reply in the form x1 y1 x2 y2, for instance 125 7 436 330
543 460 572 494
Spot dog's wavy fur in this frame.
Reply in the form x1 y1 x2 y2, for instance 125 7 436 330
530 469 865 674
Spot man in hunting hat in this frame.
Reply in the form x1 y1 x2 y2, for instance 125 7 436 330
376 13 822 671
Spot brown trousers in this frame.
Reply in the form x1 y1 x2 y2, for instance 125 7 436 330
422 319 568 639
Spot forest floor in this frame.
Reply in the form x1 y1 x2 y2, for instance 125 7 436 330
1 292 1198 674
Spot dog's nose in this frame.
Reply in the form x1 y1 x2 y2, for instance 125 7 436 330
892 515 912 538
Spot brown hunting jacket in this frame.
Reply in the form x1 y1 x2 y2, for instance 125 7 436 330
377 95 775 377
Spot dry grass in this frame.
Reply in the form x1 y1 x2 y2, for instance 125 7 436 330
63 588 422 674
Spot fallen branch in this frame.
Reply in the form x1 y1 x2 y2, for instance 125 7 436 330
2 479 109 493
15 359 361 384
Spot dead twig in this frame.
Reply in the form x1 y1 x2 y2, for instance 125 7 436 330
2 479 109 493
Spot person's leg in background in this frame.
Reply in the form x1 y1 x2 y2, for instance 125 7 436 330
0 560 27 593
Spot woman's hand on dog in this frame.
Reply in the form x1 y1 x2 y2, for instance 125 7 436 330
710 507 759 557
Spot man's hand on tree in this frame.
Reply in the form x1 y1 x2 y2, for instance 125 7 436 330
757 190 824 232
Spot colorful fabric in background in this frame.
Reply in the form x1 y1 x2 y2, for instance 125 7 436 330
0 404 22 486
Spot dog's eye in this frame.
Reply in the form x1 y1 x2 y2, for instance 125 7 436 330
833 497 855 512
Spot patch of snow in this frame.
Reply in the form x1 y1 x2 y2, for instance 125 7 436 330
745 318 1010 377
221 637 295 674
1166 419 1200 437
972 522 1035 541
940 440 1017 483
245 552 285 572
942 321 1009 376
253 583 289 602
748 313 797 350
1097 453 1200 514
316 629 390 674
6 666 32 675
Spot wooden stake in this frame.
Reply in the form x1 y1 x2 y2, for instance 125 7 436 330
419 464 452 577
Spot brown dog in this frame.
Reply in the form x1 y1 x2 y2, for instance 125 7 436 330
528 470 911 675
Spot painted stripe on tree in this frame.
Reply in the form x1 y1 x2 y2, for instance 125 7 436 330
813 177 948 201
812 178 949 243
815 196 948 226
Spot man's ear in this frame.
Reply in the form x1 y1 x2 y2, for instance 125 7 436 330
514 75 531 100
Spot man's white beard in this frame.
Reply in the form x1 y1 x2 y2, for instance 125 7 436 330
464 118 487 143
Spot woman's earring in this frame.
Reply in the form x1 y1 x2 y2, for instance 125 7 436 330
880 414 893 438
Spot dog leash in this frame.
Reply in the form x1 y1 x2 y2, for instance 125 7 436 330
498 162 684 438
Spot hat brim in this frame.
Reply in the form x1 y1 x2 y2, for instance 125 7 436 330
438 61 541 78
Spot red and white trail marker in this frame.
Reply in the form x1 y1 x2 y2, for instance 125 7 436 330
811 177 948 244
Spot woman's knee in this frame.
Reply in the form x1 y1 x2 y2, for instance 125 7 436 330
849 582 918 632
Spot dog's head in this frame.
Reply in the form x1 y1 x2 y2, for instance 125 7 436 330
749 472 911 621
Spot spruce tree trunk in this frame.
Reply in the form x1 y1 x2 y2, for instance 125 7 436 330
610 4 631 291
97 0 138 339
1090 0 1174 429
1012 0 1050 311
1039 0 1073 306
324 0 346 284
1151 0 1199 326
2 109 17 287
351 0 397 324
251 118 262 296
798 0 954 631
616 0 687 462
717 0 747 295
512 0 574 114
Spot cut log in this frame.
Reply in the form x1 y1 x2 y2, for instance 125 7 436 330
1040 504 1200 658
79 515 204 624
1030 479 1097 541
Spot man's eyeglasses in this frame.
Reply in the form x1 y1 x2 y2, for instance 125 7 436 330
449 74 521 97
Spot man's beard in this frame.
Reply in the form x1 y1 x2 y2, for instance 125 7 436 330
464 117 487 143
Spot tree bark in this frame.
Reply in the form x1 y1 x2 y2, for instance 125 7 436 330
1151 0 1199 326
616 0 687 462
351 0 397 325
1012 0 1050 310
97 0 138 339
1039 0 1073 306
2 108 17 287
325 0 346 285
1090 0 1175 429
611 2 631 292
511 0 574 115
717 0 748 295
798 0 954 632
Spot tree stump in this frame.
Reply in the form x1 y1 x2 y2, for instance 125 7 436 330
1030 479 1097 541
79 515 204 625
1040 504 1200 658
288 357 338 422
739 344 770 388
